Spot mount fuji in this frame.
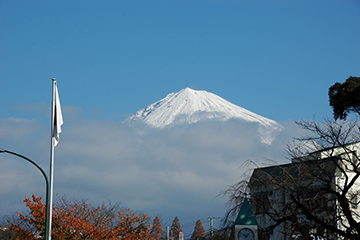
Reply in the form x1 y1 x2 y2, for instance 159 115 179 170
124 88 283 144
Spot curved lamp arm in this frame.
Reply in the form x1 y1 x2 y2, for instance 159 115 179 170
0 148 50 240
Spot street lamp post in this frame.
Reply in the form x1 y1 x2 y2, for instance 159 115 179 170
0 148 50 240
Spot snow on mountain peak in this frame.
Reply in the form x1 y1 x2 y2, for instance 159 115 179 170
124 88 283 144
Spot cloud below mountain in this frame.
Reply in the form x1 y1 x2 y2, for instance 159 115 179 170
0 105 305 233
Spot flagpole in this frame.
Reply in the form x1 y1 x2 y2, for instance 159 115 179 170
46 78 57 240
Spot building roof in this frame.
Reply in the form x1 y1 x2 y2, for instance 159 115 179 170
234 196 258 225
291 141 360 163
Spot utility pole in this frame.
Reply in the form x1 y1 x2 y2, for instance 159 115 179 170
167 226 170 240
179 231 184 240
208 217 220 237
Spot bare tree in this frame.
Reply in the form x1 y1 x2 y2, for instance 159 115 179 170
222 119 360 240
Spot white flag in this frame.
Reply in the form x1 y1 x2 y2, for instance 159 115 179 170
53 83 63 146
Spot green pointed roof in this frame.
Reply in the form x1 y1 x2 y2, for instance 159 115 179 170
234 196 258 225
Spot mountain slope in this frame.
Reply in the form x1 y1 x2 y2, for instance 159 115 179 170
124 88 283 144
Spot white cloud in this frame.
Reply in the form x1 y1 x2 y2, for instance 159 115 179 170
0 106 305 230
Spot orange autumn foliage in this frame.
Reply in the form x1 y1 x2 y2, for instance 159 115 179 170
170 216 182 240
191 220 205 239
150 215 162 240
7 194 151 240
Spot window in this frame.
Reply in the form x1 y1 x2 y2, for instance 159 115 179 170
351 194 358 209
252 194 270 215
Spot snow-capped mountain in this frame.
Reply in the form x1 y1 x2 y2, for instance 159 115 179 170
124 88 283 144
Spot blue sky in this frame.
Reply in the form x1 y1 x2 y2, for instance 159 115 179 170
2 0 359 122
1 0 360 236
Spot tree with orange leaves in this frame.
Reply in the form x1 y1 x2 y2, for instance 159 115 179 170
191 220 205 239
170 216 182 240
150 215 163 240
6 194 151 240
